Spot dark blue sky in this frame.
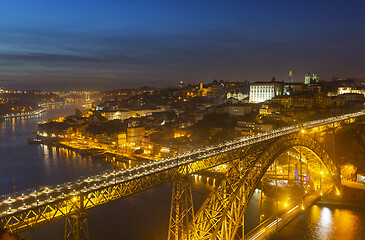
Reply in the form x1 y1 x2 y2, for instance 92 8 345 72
1 0 364 90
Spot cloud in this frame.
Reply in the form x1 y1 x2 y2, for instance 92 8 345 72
0 25 364 90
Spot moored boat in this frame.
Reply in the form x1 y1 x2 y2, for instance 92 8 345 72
28 138 42 144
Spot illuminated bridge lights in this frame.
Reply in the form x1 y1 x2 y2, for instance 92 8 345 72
287 205 299 214
0 111 364 234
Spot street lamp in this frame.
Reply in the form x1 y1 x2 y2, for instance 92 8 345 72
13 173 18 197
320 171 323 196
114 165 117 185
32 178 38 206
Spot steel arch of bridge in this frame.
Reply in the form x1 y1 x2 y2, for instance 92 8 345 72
0 138 249 233
189 133 340 240
1 111 363 239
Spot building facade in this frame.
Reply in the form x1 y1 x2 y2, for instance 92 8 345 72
338 87 363 96
235 121 273 135
228 103 253 116
127 127 145 146
249 81 283 103
226 91 246 101
305 73 319 85
103 110 130 121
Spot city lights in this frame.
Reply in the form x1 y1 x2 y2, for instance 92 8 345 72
1 70 364 240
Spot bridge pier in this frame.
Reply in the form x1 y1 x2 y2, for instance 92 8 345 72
64 195 89 240
2 112 361 239
192 156 251 240
168 176 194 240
64 212 89 240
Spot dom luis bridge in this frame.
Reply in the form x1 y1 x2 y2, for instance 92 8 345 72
1 111 365 240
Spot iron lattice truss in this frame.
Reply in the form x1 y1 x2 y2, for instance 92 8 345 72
64 211 89 240
1 141 247 233
190 133 341 240
0 114 363 237
168 177 194 240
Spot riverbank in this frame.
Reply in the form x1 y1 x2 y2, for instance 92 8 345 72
316 186 365 209
0 107 46 119
37 140 151 166
271 186 365 240
245 186 334 240
38 101 65 107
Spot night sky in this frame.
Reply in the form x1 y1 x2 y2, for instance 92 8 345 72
1 0 365 90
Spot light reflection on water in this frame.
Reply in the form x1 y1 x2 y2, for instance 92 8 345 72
272 204 365 240
316 207 333 239
0 103 113 194
2 103 364 239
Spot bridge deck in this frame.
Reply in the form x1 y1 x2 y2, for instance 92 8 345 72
0 111 364 232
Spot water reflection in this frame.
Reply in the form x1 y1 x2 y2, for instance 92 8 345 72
316 207 333 239
2 103 364 239
0 103 113 194
273 204 365 240
332 209 360 240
